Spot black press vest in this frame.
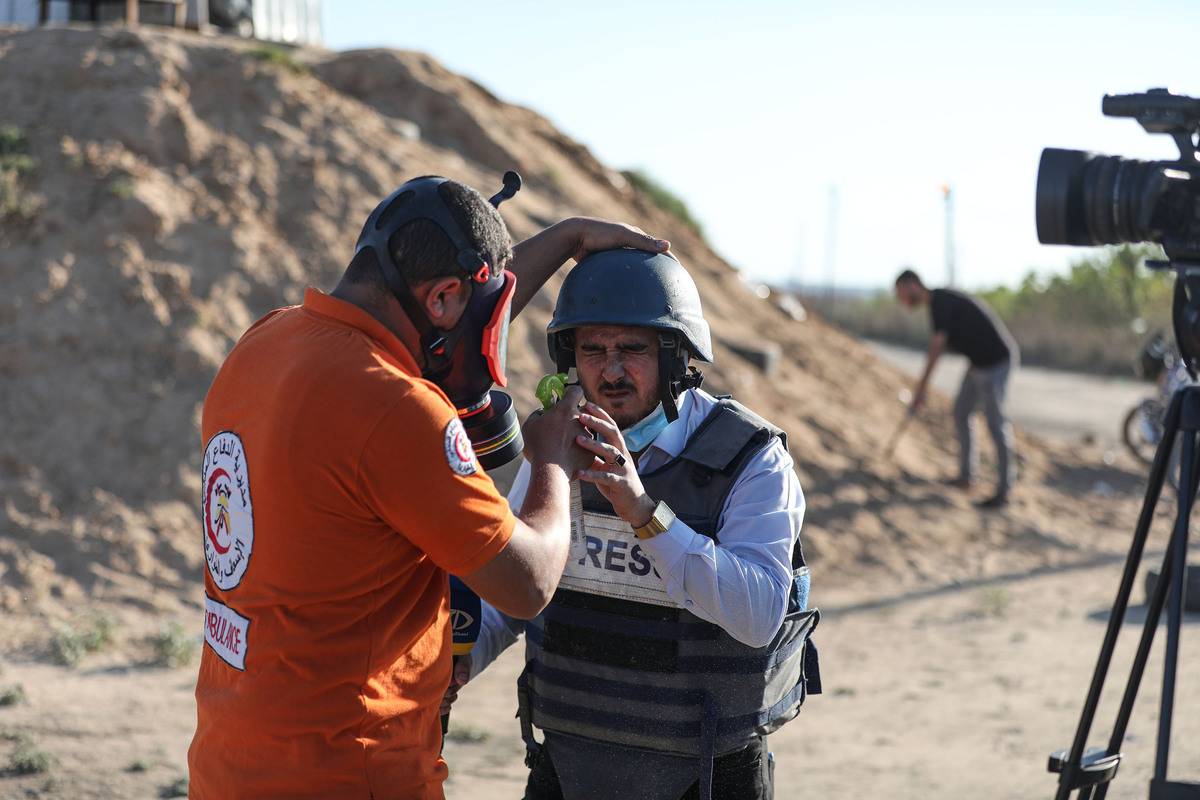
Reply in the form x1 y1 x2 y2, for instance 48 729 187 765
518 397 821 791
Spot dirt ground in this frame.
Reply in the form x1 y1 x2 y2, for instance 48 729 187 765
441 550 1200 800
2 540 1197 799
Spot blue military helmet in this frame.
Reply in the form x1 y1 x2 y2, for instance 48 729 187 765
546 248 713 421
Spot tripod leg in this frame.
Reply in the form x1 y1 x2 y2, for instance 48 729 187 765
1094 485 1188 799
1096 400 1200 800
1055 390 1184 800
1154 425 1197 780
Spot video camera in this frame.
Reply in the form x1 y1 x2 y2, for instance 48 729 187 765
1036 88 1200 376
1038 89 1200 800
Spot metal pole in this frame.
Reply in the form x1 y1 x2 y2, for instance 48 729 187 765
794 223 806 295
942 183 956 288
823 185 838 302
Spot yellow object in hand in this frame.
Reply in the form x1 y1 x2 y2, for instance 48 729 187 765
536 373 569 410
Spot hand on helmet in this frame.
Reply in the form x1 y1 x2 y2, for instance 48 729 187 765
564 217 670 265
574 401 657 528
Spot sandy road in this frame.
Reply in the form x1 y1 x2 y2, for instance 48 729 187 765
870 341 1150 448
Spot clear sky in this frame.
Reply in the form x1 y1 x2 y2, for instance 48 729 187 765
324 1 1199 290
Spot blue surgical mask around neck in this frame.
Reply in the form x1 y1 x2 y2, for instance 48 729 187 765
621 403 670 454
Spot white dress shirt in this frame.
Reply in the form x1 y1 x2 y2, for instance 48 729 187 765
469 388 805 678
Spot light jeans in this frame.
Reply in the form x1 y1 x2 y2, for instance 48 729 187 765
954 359 1015 494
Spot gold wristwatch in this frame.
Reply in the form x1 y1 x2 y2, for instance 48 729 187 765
633 501 675 540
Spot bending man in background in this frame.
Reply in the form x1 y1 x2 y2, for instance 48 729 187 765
895 268 1019 509
449 249 820 800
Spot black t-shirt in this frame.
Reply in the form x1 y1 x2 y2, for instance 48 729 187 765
929 288 1014 368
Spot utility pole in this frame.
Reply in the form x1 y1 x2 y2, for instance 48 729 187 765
824 185 839 301
942 183 956 287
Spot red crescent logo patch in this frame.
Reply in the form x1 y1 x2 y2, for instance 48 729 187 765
444 418 478 476
201 431 254 591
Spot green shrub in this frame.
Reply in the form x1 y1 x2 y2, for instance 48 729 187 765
0 685 25 707
0 124 38 220
0 131 33 173
248 45 309 75
108 178 135 199
160 775 188 798
977 587 1012 618
6 735 53 776
149 622 199 668
622 169 703 235
50 614 117 668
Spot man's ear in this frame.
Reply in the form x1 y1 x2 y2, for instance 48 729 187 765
418 276 470 328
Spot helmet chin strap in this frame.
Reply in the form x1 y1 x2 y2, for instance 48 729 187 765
656 333 704 422
383 269 465 378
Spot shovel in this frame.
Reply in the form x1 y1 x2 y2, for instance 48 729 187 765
881 411 914 461
882 387 918 461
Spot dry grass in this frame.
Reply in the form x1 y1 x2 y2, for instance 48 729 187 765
0 685 26 707
159 774 188 797
148 622 199 668
49 614 117 668
4 733 53 776
247 44 309 75
0 123 39 220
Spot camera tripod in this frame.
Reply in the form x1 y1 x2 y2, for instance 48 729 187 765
1050 383 1200 799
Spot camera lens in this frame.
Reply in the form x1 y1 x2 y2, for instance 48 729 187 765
1037 148 1158 247
1036 148 1094 246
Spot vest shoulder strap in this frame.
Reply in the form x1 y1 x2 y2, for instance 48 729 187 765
678 398 787 472
681 398 805 569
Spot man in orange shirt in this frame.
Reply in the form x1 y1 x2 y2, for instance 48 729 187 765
188 174 668 799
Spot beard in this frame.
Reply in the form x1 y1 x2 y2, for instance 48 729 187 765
594 378 657 429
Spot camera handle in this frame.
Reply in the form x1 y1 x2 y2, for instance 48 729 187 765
1049 384 1200 800
1104 89 1200 163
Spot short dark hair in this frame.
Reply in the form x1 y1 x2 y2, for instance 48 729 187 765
344 178 513 295
895 268 924 288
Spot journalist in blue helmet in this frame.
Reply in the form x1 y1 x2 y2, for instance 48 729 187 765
446 248 820 800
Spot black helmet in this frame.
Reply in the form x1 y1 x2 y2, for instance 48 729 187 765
547 249 712 421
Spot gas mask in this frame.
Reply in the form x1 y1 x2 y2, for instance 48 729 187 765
354 172 525 469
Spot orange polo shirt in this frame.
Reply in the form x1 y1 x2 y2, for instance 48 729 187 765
188 288 516 800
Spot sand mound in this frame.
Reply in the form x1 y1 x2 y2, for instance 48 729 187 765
0 26 1146 627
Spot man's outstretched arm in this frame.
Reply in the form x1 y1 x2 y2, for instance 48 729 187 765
911 330 947 411
508 218 669 314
